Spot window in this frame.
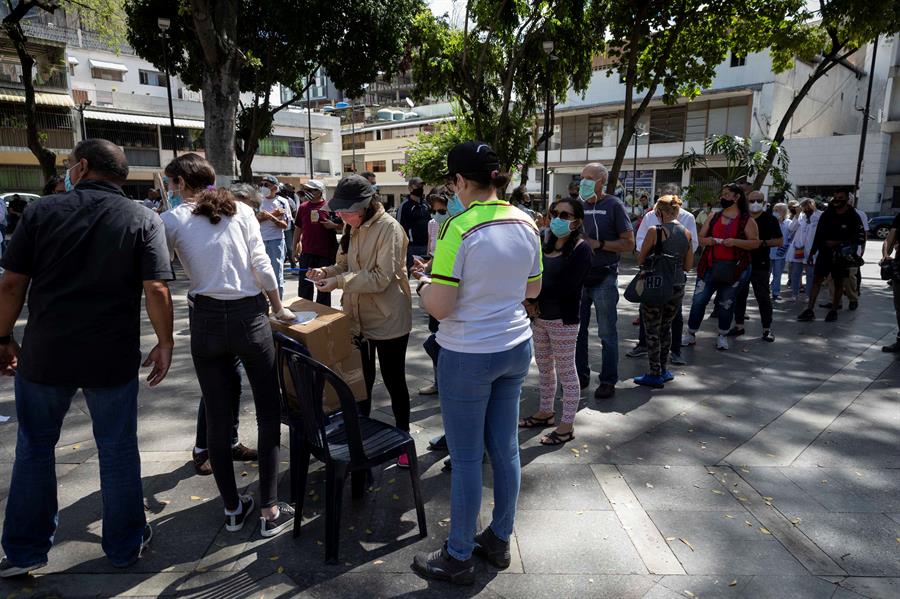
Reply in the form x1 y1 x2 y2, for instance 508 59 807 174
342 132 368 151
91 67 124 82
730 52 746 67
391 158 406 172
138 70 168 87
161 127 205 151
649 106 686 143
365 160 386 173
257 135 305 157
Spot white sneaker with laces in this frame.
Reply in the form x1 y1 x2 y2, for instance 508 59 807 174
682 332 696 347
716 335 729 351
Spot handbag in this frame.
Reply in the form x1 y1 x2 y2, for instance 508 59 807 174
710 259 739 284
625 226 677 307
880 259 899 281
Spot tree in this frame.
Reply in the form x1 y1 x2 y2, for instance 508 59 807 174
674 134 792 195
408 0 596 180
400 117 469 184
596 0 804 195
2 0 123 183
751 0 900 189
127 0 424 182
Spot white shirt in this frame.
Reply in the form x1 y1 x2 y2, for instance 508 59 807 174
0 198 7 226
635 208 699 252
855 208 869 232
258 195 291 241
161 201 278 300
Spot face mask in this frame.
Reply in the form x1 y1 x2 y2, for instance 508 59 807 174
432 211 450 225
719 197 735 209
579 179 596 200
550 217 573 238
712 207 723 214
167 190 182 209
448 193 465 216
831 200 847 209
749 201 764 213
64 168 75 192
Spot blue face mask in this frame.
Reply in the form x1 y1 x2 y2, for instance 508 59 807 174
550 217 573 238
579 178 596 200
448 193 465 216
64 170 74 192
432 211 450 226
167 190 182 209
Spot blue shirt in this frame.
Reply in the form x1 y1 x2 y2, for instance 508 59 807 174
582 194 632 280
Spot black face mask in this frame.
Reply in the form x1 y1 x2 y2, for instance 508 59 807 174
831 200 847 209
719 197 735 209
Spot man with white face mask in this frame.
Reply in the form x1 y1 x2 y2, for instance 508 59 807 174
728 191 782 341
257 174 290 298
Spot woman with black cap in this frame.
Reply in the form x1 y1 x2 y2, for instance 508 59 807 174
412 142 543 585
306 175 413 467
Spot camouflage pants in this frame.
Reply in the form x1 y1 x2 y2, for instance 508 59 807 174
640 287 685 376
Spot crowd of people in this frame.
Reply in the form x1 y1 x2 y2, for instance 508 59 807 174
0 137 897 584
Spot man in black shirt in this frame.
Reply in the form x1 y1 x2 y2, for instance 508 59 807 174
397 184 431 271
728 191 782 341
0 139 174 575
798 189 865 323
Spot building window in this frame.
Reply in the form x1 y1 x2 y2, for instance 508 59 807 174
257 135 305 157
138 70 168 87
365 160 386 173
342 132 368 151
649 106 686 143
730 52 746 67
91 67 124 82
391 159 406 172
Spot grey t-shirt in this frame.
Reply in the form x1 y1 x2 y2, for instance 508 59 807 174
582 194 633 283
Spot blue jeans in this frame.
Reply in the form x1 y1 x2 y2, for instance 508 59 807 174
438 340 532 561
687 269 752 334
576 275 619 386
263 238 285 298
2 376 145 568
770 258 786 297
789 262 814 299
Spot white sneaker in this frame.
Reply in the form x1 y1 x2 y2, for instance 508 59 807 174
716 335 728 351
682 332 696 347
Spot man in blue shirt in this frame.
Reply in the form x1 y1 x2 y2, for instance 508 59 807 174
575 163 635 400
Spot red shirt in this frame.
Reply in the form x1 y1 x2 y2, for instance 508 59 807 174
711 215 740 261
296 200 337 258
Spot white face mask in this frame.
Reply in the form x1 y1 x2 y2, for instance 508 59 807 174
749 201 764 213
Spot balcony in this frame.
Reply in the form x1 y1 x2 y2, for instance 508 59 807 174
21 21 79 46
0 104 73 150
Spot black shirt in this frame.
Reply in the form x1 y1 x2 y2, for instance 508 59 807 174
1 180 173 387
536 241 592 325
750 211 781 269
398 198 431 247
811 207 865 257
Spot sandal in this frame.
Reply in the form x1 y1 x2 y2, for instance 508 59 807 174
519 414 555 429
540 430 575 446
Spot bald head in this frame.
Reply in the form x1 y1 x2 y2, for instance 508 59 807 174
581 163 608 184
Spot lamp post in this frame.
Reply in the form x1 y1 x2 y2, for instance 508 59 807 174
157 17 178 161
540 40 556 208
631 124 648 215
854 35 879 202
306 85 315 177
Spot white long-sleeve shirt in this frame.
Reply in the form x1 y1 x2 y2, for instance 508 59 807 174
635 208 699 252
161 201 278 300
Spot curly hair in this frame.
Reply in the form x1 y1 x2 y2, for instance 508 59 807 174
164 153 237 224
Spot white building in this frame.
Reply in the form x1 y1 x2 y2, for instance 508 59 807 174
532 36 900 215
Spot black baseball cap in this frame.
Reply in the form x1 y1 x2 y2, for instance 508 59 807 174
445 141 500 179
328 174 375 212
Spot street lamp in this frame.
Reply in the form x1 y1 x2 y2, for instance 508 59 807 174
157 17 178 161
631 124 648 215
306 85 315 177
541 40 556 209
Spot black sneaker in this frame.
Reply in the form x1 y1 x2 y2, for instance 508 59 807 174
625 344 648 358
428 434 448 451
225 495 255 533
594 383 616 400
0 557 46 578
848 301 858 311
442 457 452 471
797 308 815 322
825 309 838 322
260 502 295 538
762 330 775 343
725 326 745 337
412 542 475 585
882 340 900 353
473 527 511 569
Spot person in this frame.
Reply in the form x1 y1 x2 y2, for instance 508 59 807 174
769 202 791 300
278 184 299 269
728 191 782 341
787 198 819 301
695 202 713 227
41 176 65 196
627 192 698 364
637 194 650 216
510 185 537 222
824 191 868 310
412 141 541 585
418 189 451 397
519 198 590 445
6 194 27 235
142 188 162 212
567 180 581 203
797 190 865 323
305 175 413 467
160 153 296 538
361 171 377 186
633 195 693 387
257 174 291 298
397 184 431 272
880 212 900 352
684 183 759 351
574 163 635 399
294 179 339 306
0 139 173 575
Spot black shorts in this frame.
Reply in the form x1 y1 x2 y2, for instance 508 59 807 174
814 251 848 279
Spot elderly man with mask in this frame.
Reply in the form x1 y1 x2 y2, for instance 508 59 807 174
727 191 782 341
257 174 291 298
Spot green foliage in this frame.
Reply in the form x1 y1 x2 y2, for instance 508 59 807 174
408 0 596 174
400 117 470 185
673 134 791 192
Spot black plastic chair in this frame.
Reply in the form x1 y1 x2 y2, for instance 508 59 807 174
274 333 427 563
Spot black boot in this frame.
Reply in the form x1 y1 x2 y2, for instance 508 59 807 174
883 339 900 353
473 526 511 569
412 542 475 585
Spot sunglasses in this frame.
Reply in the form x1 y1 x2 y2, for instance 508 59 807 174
549 209 575 220
261 181 276 188
431 209 447 215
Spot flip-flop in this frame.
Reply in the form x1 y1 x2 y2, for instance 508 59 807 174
519 414 555 429
540 430 575 446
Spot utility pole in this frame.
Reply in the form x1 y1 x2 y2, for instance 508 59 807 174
854 36 879 204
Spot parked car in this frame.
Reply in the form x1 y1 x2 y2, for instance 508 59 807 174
869 215 896 240
2 192 41 210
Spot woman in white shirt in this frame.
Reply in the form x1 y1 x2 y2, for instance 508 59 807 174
160 154 295 539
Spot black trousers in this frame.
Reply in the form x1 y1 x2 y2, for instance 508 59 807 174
297 253 332 306
190 294 281 510
358 334 411 432
734 267 774 329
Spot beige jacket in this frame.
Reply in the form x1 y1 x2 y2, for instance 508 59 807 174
325 204 412 340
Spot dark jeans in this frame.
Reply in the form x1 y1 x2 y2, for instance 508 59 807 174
359 334 411 431
297 253 332 307
284 227 296 267
893 277 900 334
687 268 751 334
638 303 683 353
2 376 145 568
190 294 281 510
734 266 774 329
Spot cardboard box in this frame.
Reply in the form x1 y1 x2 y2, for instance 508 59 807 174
270 298 353 365
281 346 368 415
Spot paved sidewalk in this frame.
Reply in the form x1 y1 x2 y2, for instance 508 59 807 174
0 247 897 598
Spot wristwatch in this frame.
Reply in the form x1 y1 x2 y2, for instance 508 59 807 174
0 333 14 345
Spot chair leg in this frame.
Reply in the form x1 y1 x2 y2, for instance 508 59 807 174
350 469 366 499
289 427 299 504
405 444 428 539
324 462 346 564
292 446 311 539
